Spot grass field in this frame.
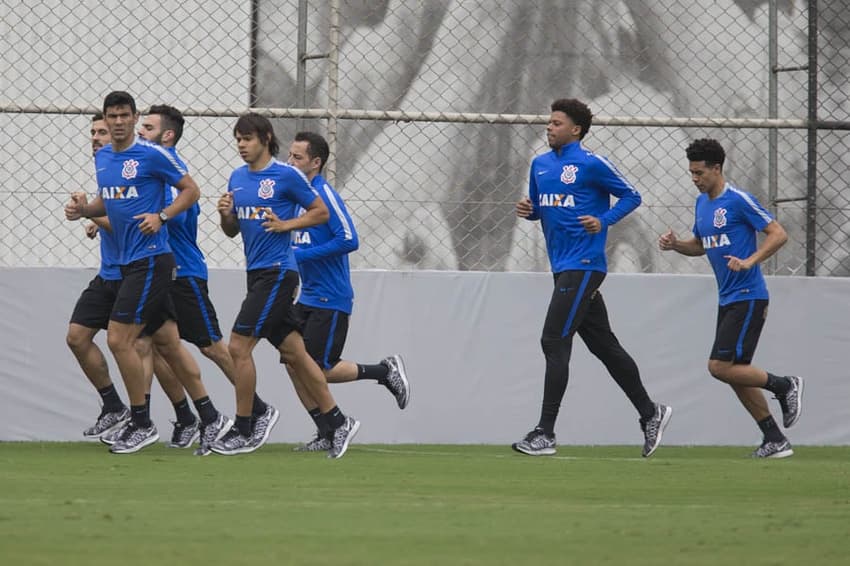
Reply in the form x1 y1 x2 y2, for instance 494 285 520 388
1 443 849 565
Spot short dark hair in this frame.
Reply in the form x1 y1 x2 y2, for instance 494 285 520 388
294 131 330 173
551 98 593 139
686 138 725 168
147 104 185 145
103 91 136 115
234 113 280 157
92 112 104 122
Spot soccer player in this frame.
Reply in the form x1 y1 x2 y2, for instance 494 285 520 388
658 138 803 458
135 104 278 454
65 91 228 454
284 131 410 452
67 112 130 439
513 98 672 458
211 114 359 458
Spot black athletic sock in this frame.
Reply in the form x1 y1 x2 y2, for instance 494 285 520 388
322 406 346 431
252 393 268 417
235 415 252 437
359 363 390 382
193 396 218 425
173 398 195 425
145 393 151 411
764 373 791 395
757 415 785 443
308 407 322 428
97 384 125 412
130 404 151 428
313 409 331 439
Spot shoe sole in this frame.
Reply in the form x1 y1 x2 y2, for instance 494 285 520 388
109 431 160 454
328 419 360 459
393 355 410 410
210 443 255 456
642 405 673 458
784 377 804 429
248 407 280 453
511 443 556 456
765 447 794 459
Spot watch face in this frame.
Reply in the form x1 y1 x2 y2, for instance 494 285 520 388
159 212 168 222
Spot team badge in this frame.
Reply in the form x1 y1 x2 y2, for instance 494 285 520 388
560 165 578 185
121 159 139 180
258 178 275 199
713 208 727 228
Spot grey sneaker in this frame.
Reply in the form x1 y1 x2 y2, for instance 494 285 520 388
250 405 280 450
511 428 556 456
83 406 130 439
640 403 673 457
99 420 129 446
109 421 159 454
381 354 410 409
194 413 234 456
210 426 254 456
752 438 794 459
328 416 360 459
776 376 804 429
168 418 200 449
293 432 332 452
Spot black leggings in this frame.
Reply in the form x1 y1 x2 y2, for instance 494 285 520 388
537 270 654 434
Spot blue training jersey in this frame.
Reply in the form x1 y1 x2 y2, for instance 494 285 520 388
163 147 207 280
693 182 772 306
526 140 641 273
227 159 319 272
292 175 358 313
94 138 185 265
97 227 122 280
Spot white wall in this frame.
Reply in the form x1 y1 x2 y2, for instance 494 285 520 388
1 269 847 446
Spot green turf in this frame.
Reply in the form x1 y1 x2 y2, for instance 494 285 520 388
1 443 848 565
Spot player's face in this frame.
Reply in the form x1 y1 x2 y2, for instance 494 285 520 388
104 104 138 145
547 111 580 150
287 141 320 178
90 119 110 156
688 161 723 195
138 114 164 144
235 131 271 168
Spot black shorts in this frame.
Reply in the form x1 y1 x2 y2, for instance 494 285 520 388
69 275 121 329
233 267 300 348
171 276 222 348
541 270 606 341
710 299 768 363
111 254 176 328
292 303 350 369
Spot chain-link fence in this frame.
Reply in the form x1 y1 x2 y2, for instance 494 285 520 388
1 0 848 274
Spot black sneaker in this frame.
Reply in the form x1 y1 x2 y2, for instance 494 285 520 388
381 354 410 409
109 421 159 454
328 416 360 459
752 438 794 459
640 403 672 457
210 426 254 456
168 418 200 449
250 405 280 451
776 376 804 428
511 428 556 456
194 413 234 456
293 432 332 452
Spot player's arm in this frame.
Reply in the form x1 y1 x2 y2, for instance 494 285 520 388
517 166 540 221
65 192 105 221
658 229 705 256
593 157 641 229
217 192 239 238
724 220 788 271
294 197 359 262
263 196 329 233
134 174 201 235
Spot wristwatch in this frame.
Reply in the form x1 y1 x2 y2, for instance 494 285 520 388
158 210 169 223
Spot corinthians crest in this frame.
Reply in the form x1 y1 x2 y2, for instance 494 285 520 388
121 159 139 180
258 178 275 199
713 207 727 228
560 165 578 184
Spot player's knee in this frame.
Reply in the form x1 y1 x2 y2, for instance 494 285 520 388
66 328 89 352
707 359 731 381
540 335 562 355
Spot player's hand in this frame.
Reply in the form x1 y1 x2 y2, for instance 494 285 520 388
64 193 87 221
515 197 534 218
262 209 287 232
84 222 99 239
724 255 753 272
578 215 602 234
133 212 164 235
217 192 234 215
658 228 677 251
